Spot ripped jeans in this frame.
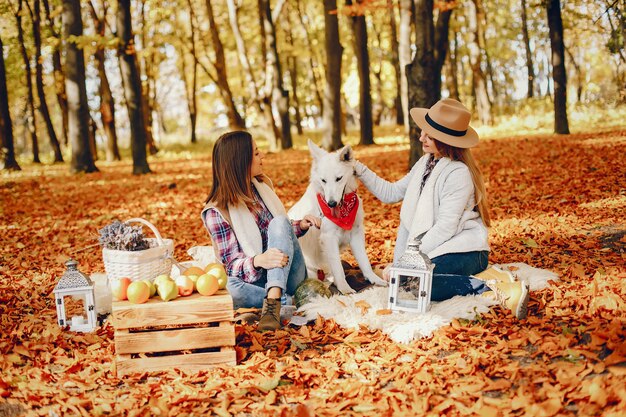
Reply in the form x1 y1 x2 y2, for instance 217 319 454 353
226 215 307 309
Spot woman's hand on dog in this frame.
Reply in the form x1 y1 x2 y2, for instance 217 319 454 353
254 248 289 269
299 215 321 230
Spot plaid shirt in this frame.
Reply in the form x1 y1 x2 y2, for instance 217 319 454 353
203 188 306 283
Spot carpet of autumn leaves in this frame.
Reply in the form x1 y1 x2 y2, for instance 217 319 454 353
1 128 625 417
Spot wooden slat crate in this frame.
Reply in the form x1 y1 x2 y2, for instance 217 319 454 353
111 290 236 376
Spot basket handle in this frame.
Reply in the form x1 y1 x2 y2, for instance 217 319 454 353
124 218 165 246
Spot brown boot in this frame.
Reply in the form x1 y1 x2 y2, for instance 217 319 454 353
258 298 282 331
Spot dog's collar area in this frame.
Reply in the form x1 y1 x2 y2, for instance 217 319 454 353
317 192 359 231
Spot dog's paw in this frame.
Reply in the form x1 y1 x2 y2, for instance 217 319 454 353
335 281 356 295
365 273 388 287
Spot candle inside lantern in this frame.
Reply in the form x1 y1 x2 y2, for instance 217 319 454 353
71 316 85 326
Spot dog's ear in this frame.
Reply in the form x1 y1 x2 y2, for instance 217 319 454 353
338 145 353 163
307 139 327 160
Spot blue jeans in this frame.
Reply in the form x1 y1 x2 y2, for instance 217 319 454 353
227 215 307 309
430 251 489 301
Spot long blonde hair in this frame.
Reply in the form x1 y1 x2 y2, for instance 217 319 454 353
435 140 491 227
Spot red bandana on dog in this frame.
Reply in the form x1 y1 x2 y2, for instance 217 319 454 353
317 192 359 230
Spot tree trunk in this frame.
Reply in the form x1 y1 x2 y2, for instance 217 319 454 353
254 0 281 149
296 0 324 117
182 0 198 143
398 0 412 133
285 9 303 135
387 0 403 125
447 31 460 100
42 0 69 146
117 0 150 174
348 0 374 146
323 0 343 151
546 0 570 134
30 0 63 162
565 46 583 102
0 35 21 171
260 0 292 149
88 116 98 161
372 68 384 126
407 0 438 169
434 7 452 102
206 0 246 130
87 0 120 161
521 0 535 98
139 1 158 155
480 5 498 105
225 0 267 124
142 80 158 155
371 21 385 126
63 0 98 173
16 0 40 163
468 0 492 126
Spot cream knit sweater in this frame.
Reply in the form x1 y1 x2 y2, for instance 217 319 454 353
355 155 489 261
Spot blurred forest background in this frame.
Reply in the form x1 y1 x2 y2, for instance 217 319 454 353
0 0 624 173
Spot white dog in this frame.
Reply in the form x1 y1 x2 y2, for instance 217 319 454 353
288 140 387 294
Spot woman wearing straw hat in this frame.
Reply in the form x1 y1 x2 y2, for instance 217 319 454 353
356 98 529 319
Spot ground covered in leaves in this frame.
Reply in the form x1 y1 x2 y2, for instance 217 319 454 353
1 129 625 416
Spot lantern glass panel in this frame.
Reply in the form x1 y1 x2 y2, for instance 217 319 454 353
396 274 422 309
62 294 88 327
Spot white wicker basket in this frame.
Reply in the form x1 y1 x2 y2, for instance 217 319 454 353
102 218 173 282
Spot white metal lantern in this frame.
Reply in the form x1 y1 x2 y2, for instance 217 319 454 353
388 236 435 313
53 259 97 332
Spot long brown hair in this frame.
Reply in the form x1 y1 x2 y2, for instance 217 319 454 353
434 140 491 227
204 131 256 208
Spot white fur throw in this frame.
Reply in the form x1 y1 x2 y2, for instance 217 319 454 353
297 263 558 344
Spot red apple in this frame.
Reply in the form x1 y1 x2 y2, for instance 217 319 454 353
111 277 131 301
175 276 194 296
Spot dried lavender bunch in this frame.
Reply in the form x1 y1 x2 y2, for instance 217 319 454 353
98 220 151 251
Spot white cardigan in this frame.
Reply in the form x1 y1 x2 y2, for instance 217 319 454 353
355 155 489 261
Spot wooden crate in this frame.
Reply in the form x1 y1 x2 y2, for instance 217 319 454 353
111 290 236 376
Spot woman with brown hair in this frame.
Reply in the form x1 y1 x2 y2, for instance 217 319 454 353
201 131 320 331
356 99 530 319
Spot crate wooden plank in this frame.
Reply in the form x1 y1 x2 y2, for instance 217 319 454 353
115 323 235 354
115 348 236 376
112 291 233 329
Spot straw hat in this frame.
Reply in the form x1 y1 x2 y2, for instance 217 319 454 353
409 98 479 148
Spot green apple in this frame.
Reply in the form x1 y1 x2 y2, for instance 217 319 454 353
127 281 150 304
206 265 227 290
196 273 219 296
186 275 199 291
142 280 157 297
157 279 178 302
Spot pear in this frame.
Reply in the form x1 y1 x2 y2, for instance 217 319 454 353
157 279 178 302
154 274 172 290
